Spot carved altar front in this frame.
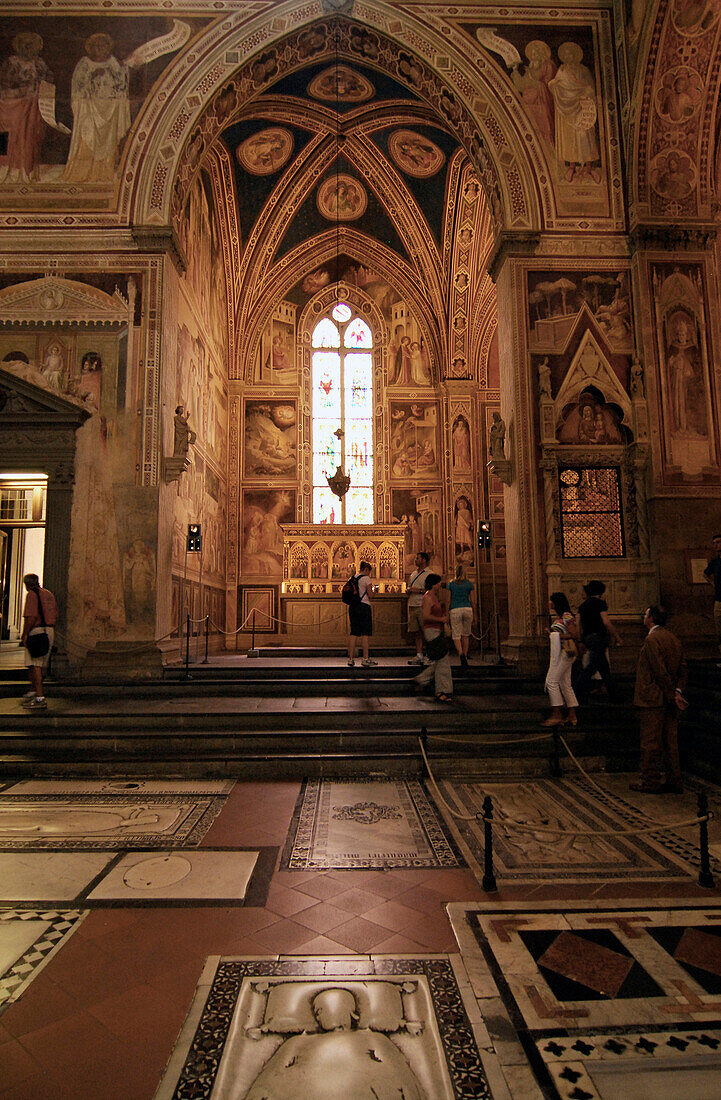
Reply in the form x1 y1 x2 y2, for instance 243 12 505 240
280 525 407 642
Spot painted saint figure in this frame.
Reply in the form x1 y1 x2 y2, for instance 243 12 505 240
452 416 472 470
548 42 601 183
511 40 556 146
0 33 52 181
63 33 132 182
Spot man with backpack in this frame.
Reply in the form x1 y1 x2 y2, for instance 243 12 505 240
345 560 377 668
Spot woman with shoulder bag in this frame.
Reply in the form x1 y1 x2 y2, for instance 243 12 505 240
543 591 578 727
414 573 453 703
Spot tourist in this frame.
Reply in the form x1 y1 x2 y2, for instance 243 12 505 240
543 592 578 727
347 561 377 669
20 572 57 710
414 573 453 703
703 533 721 665
406 551 431 666
447 564 474 670
630 605 687 793
574 580 620 703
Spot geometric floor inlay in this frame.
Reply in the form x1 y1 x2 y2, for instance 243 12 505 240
447 899 721 1100
0 794 226 849
0 908 87 1009
281 778 463 870
437 776 717 883
155 954 492 1099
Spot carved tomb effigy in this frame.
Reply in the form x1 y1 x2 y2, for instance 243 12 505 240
280 524 407 641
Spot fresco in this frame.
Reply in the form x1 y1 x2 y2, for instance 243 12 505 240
242 489 295 577
256 311 297 385
0 17 206 188
308 65 374 102
454 495 474 566
391 489 439 571
469 23 608 211
557 391 625 444
316 175 367 221
388 130 445 177
236 128 293 175
528 269 633 355
178 168 227 357
390 401 440 478
243 399 297 478
452 415 472 472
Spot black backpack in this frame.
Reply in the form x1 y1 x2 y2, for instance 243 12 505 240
341 574 361 605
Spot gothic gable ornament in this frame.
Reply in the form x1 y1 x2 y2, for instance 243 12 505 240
553 328 632 429
0 366 90 429
0 276 129 326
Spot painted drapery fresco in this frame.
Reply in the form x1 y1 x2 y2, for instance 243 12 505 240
0 17 207 189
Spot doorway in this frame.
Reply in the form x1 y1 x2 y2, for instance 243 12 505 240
0 474 47 643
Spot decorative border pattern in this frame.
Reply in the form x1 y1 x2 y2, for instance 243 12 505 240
0 908 87 1008
168 955 491 1100
280 778 464 869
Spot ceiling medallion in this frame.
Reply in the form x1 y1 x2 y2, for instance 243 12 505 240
388 130 445 178
308 65 374 103
236 128 294 175
317 174 367 221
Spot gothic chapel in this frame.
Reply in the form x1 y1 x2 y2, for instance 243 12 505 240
2 2 721 1097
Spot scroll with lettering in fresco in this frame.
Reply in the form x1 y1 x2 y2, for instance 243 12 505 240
124 20 191 68
37 81 70 135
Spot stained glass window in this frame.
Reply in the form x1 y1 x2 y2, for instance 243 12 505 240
312 304 374 523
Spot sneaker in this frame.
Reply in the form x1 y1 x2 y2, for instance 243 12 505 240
347 659 356 667
22 690 34 700
421 656 432 666
27 697 47 709
361 658 378 667
408 656 424 666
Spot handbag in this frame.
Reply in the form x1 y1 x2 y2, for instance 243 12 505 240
426 632 449 661
26 585 49 658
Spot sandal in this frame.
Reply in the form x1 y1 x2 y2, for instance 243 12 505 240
435 693 453 704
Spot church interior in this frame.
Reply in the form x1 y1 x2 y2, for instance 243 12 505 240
1 1 721 1096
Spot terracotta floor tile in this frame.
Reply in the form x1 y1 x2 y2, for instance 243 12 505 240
330 887 391 914
265 884 319 917
394 884 448 914
87 982 185 1044
0 1070 56 1100
291 934 357 955
1 976 79 1040
326 916 394 952
372 933 430 954
296 875 347 901
292 901 351 935
0 1038 41 1091
362 899 429 933
18 1011 126 1077
252 918 323 954
272 869 322 887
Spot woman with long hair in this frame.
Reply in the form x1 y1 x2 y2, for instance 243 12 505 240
543 591 578 727
414 573 453 703
447 564 474 669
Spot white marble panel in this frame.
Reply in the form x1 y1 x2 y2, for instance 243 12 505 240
0 919 51 974
87 850 259 900
6 779 234 795
0 852 114 901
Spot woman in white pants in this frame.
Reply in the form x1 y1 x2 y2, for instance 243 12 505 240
414 573 453 703
447 564 474 669
543 591 578 726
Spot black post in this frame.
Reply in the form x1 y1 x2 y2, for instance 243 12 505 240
697 791 715 889
251 609 256 653
420 726 428 777
481 794 498 891
184 613 191 679
202 616 209 664
549 727 562 778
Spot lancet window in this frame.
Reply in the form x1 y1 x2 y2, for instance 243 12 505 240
311 302 374 524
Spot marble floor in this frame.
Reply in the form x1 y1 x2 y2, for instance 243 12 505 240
0 773 719 1099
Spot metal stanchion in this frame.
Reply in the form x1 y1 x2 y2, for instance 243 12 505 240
419 726 428 777
184 613 191 679
697 791 715 889
481 795 497 891
202 616 209 664
248 609 259 657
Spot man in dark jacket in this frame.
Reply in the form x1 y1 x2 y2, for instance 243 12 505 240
631 605 687 793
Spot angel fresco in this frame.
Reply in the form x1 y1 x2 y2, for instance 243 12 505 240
317 175 367 221
236 127 293 175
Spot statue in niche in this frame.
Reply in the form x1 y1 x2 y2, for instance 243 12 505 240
245 987 423 1100
630 356 645 398
538 356 552 398
452 415 472 470
489 412 506 461
173 404 196 457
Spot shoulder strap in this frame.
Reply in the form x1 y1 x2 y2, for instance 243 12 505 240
32 587 46 628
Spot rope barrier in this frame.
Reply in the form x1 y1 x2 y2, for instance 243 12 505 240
418 733 712 838
432 732 551 747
